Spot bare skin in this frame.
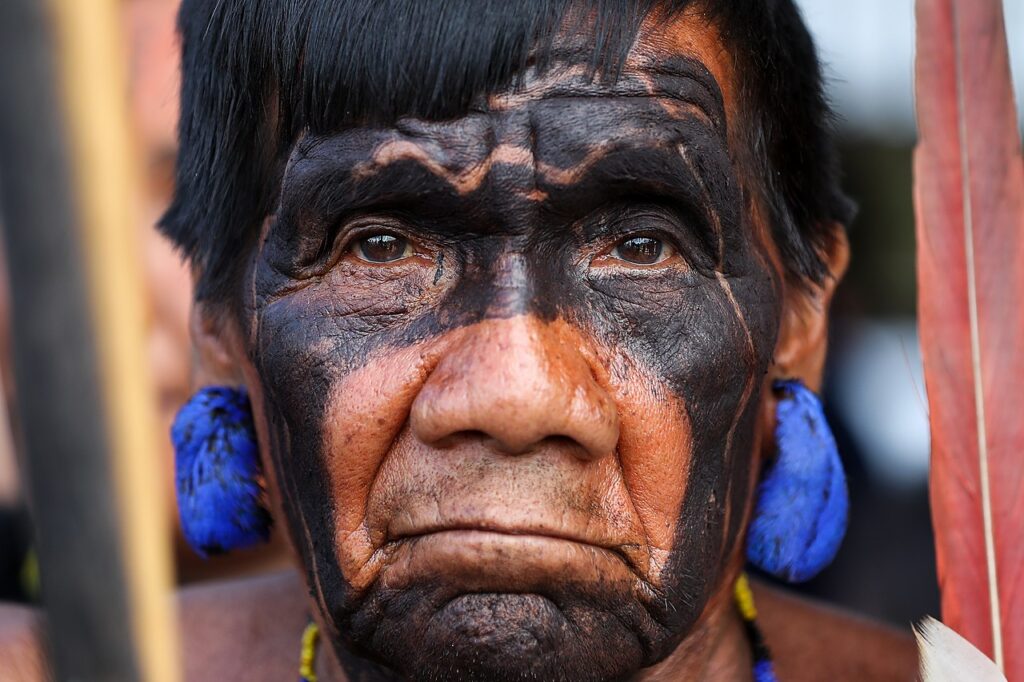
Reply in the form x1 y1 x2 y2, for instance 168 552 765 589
0 9 918 682
0 604 49 681
0 572 917 681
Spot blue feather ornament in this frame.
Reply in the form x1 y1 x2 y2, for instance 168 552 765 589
746 379 848 582
171 386 270 557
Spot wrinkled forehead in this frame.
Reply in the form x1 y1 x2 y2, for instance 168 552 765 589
285 9 739 159
280 12 743 225
290 55 725 176
504 6 739 118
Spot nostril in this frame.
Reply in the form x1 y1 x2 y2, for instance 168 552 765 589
430 429 491 450
535 434 593 459
451 433 588 458
546 435 581 449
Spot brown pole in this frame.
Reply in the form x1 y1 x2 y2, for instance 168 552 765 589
45 0 179 678
0 0 178 679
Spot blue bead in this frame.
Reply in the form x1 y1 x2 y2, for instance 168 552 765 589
172 386 270 557
753 659 779 682
746 379 848 582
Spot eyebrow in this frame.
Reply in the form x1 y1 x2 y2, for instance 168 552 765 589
280 132 735 267
533 129 735 258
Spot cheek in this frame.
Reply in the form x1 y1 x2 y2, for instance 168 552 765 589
593 263 779 592
607 350 692 577
662 277 778 590
244 292 448 632
318 342 447 588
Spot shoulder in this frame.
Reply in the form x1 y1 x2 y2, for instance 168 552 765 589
0 603 49 681
0 571 310 682
2 574 921 681
755 581 919 682
178 569 311 682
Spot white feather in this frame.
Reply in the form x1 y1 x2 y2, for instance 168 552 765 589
916 617 1006 682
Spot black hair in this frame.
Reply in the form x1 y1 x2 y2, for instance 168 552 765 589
160 0 852 303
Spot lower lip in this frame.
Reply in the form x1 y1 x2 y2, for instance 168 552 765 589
380 530 637 594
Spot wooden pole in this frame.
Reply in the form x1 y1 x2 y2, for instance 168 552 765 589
44 0 180 680
0 0 179 679
0 0 137 678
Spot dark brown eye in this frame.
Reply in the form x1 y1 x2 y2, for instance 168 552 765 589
352 233 412 263
610 236 672 265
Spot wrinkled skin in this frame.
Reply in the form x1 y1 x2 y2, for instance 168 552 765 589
200 12 844 682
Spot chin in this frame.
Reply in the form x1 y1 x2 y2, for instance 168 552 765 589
341 588 662 682
322 528 708 681
327 530 690 680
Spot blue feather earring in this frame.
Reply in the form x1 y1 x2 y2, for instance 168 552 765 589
746 379 848 582
171 386 271 557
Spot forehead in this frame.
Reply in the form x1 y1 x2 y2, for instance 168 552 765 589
491 5 736 116
281 12 741 218
633 9 739 118
292 58 726 178
287 8 739 152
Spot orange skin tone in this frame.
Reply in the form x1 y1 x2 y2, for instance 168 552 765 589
0 9 917 681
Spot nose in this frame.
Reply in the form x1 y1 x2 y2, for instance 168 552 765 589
410 316 619 460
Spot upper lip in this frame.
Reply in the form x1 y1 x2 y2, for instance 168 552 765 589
388 521 641 572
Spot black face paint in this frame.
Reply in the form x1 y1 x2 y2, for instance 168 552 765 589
243 53 781 681
432 252 444 286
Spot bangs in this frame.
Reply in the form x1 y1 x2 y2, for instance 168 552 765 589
164 0 849 304
167 0 694 300
258 0 690 132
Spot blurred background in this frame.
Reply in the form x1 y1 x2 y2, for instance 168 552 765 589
0 0 1021 675
792 0 1023 627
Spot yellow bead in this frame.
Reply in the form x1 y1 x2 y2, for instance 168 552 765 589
734 572 758 622
299 621 321 682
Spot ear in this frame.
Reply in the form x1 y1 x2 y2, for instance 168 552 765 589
771 226 850 393
189 299 247 390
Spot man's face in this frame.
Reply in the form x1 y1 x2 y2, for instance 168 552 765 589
238 15 782 681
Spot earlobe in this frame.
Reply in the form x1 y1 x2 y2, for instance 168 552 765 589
747 229 851 579
176 298 270 557
771 226 850 392
189 300 246 390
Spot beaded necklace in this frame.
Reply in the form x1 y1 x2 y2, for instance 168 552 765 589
298 573 777 682
734 573 779 682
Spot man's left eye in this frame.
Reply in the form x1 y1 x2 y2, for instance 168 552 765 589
352 233 413 263
609 236 674 265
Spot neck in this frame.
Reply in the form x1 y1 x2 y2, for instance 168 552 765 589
632 579 754 682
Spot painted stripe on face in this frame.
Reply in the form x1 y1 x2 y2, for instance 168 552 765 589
677 135 765 568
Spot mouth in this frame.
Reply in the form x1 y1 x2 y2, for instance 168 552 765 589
378 527 644 596
389 520 643 570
